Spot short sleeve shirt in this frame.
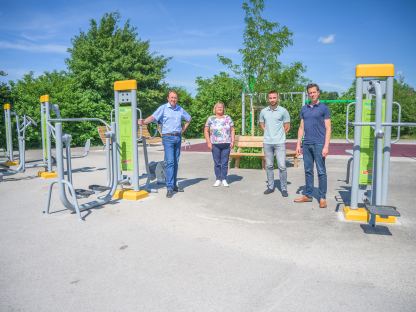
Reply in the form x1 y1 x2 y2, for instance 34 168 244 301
259 106 290 144
152 103 191 134
300 102 330 144
205 115 234 144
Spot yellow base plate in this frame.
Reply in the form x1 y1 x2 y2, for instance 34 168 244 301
113 189 149 200
343 207 397 223
5 160 19 166
38 171 58 179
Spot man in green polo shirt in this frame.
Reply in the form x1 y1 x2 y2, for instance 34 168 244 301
259 90 291 197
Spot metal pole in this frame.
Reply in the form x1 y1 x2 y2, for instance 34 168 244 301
350 77 363 209
242 92 245 135
55 122 66 197
250 95 254 136
45 102 52 172
15 112 21 163
114 90 122 182
372 81 384 206
105 136 111 187
381 77 394 205
40 103 46 164
4 105 13 161
131 89 139 191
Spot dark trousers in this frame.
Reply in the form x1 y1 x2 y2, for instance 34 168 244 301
162 135 181 191
211 143 231 180
303 143 327 199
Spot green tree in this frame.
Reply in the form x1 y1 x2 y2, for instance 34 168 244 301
393 77 416 137
9 71 110 146
330 77 416 138
218 0 306 93
188 73 242 138
66 12 169 116
7 12 172 147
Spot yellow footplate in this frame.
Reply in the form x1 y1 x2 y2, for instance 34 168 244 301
5 160 19 166
343 207 397 223
113 189 149 200
38 171 58 179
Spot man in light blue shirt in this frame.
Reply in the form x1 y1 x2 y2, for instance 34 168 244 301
140 90 191 198
259 90 290 197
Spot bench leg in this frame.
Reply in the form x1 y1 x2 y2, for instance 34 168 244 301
261 157 265 170
235 157 240 168
294 156 299 168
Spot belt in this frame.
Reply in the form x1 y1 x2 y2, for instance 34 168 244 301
162 132 181 137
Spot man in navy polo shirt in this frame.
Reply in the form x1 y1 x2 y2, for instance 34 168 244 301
294 83 331 208
140 90 191 198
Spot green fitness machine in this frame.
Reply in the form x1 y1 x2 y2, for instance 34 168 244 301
44 80 149 221
344 64 416 227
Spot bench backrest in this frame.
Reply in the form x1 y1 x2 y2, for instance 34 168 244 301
97 125 160 145
235 135 264 148
141 126 151 138
97 126 107 145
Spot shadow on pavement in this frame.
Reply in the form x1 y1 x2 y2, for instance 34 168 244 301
360 224 392 235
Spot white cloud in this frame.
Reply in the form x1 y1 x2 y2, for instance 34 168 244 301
183 25 242 38
318 34 335 44
159 47 237 57
20 31 58 42
0 41 68 54
174 59 218 71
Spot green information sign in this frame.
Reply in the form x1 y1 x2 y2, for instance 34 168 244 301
119 106 133 171
359 99 385 185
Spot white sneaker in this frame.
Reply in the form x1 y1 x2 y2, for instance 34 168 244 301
222 180 229 187
213 180 221 187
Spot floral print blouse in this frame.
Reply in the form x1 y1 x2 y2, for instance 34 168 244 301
205 115 234 144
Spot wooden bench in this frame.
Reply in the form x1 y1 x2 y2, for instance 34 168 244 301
97 126 109 146
140 126 162 145
229 135 299 169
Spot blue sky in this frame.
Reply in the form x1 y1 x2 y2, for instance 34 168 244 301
1 0 415 95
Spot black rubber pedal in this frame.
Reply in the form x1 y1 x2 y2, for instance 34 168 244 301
88 184 111 192
75 189 95 199
367 205 400 217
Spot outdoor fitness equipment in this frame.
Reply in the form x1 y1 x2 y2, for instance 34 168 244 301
38 95 59 178
0 104 37 181
2 103 17 166
44 80 149 221
344 64 416 227
38 95 91 178
241 91 306 135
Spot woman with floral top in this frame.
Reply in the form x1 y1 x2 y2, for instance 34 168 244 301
204 102 235 187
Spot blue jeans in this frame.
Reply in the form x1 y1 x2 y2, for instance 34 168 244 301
162 135 182 191
211 143 231 180
264 143 287 191
302 143 327 199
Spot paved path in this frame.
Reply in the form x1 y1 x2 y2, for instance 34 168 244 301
1 146 416 311
183 142 416 157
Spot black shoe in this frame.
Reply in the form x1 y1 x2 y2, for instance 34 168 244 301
173 185 184 192
166 190 174 198
281 190 288 197
264 188 274 195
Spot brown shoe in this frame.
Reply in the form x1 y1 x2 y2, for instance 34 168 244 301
319 198 327 208
294 195 313 203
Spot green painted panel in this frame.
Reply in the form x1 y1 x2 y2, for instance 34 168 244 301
359 99 385 185
119 106 133 171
